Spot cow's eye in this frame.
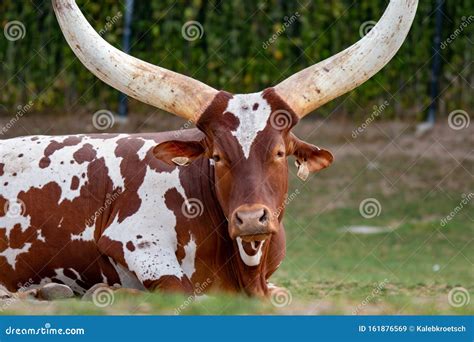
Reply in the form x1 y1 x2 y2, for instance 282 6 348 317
276 151 285 158
212 154 221 162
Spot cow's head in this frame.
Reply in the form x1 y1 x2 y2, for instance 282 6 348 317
152 89 333 275
54 0 418 294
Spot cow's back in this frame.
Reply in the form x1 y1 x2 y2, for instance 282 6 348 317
0 130 204 293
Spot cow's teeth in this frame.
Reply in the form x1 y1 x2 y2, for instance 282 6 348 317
250 241 257 251
236 237 265 267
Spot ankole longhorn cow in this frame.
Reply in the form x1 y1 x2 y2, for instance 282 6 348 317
0 0 417 297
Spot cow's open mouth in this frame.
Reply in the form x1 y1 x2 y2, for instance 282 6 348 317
240 233 270 242
236 235 268 267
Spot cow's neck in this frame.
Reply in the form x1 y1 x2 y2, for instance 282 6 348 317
202 160 270 296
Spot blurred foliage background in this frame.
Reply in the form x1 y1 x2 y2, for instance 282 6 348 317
0 0 472 119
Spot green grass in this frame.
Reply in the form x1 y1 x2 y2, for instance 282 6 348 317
2 123 473 315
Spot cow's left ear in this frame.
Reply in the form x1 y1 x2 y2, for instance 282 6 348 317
289 134 334 181
153 140 205 166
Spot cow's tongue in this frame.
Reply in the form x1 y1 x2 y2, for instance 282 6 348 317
242 240 261 256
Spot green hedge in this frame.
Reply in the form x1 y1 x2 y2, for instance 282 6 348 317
0 0 472 119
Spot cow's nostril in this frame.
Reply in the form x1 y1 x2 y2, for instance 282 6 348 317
259 209 268 224
235 212 243 226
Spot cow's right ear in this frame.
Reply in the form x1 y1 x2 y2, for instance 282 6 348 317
153 140 206 166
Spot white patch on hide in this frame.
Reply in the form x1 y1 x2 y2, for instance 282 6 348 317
180 234 196 279
136 139 157 161
0 135 128 239
0 214 31 233
225 92 272 158
37 229 46 243
101 271 108 284
0 243 32 270
0 134 126 201
71 224 95 241
103 167 190 283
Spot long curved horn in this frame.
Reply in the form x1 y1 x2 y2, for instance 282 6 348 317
274 0 418 118
52 0 218 121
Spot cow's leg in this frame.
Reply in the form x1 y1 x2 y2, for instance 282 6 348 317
145 275 194 294
97 234 193 294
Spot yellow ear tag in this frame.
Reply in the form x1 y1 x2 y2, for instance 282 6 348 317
296 161 309 181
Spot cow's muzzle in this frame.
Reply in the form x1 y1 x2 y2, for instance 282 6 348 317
230 204 277 267
229 204 276 240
